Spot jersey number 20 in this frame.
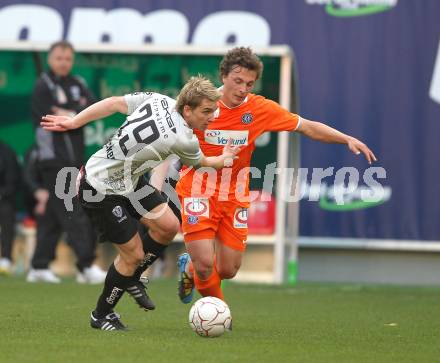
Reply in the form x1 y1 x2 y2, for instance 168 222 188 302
118 103 160 156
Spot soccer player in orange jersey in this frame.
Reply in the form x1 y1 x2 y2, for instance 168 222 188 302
176 47 376 303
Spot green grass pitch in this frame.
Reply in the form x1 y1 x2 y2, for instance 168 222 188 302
1 277 440 363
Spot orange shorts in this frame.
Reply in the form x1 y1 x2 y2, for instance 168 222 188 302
179 196 248 252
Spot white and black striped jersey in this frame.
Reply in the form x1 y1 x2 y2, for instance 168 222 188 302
85 92 202 196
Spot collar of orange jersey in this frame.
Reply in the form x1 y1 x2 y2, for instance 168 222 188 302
217 86 249 109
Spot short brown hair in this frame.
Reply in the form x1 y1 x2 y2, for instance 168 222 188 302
219 47 263 80
48 40 74 54
175 76 220 114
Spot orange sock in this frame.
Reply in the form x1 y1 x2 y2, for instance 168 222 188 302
193 264 224 301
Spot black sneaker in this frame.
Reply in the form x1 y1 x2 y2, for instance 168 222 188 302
90 311 128 331
126 277 156 311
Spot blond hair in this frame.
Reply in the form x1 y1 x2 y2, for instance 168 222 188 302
175 76 220 114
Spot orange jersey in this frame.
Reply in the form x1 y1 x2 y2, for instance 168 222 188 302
176 93 300 206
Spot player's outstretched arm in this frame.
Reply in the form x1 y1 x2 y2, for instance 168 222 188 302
200 139 241 169
296 118 377 164
40 96 128 132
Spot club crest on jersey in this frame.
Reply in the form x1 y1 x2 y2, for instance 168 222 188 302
187 215 199 225
183 198 209 218
112 206 127 223
241 112 253 124
112 206 123 218
234 208 248 228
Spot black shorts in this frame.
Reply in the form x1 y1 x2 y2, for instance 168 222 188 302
77 170 166 245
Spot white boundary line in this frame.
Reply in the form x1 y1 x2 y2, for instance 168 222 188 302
299 237 440 252
0 41 292 56
274 54 293 284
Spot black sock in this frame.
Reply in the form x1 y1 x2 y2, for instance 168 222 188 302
94 263 133 318
132 231 168 281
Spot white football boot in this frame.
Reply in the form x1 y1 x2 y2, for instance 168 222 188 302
0 258 12 275
26 268 61 283
76 264 106 284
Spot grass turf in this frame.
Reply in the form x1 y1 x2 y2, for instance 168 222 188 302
1 277 440 363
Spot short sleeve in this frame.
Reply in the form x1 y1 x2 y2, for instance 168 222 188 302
124 92 154 115
261 98 300 132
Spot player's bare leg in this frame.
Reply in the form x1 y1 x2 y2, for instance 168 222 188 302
180 238 225 301
185 239 215 280
214 242 243 280
178 239 214 303
113 234 145 276
134 203 179 276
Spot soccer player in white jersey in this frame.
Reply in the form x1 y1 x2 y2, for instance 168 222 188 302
41 76 240 331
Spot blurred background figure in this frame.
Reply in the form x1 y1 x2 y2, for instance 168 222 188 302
23 145 49 219
26 41 105 284
0 141 21 275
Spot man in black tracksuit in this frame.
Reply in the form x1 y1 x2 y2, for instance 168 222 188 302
0 141 20 274
27 41 105 284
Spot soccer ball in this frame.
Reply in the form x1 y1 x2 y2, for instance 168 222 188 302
188 296 232 337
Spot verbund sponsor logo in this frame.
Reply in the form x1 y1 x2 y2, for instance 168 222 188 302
204 130 249 146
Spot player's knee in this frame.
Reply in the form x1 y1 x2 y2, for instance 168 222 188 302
125 249 145 267
151 216 179 242
156 224 178 241
165 217 180 239
217 265 240 279
194 259 214 280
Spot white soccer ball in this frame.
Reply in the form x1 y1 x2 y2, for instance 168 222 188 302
188 296 232 337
